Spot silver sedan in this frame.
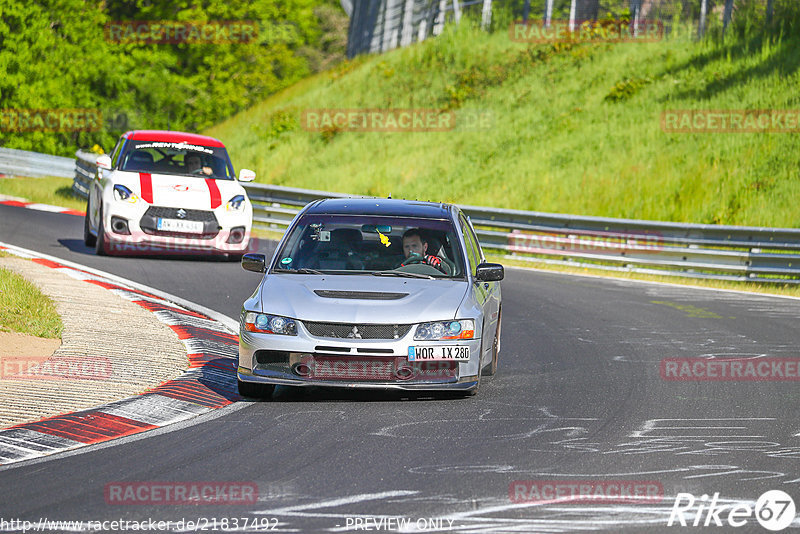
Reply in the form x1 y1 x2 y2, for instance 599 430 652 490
237 198 503 397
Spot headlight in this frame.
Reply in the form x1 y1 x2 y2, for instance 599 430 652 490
226 194 246 211
244 312 297 335
414 319 475 340
113 184 138 203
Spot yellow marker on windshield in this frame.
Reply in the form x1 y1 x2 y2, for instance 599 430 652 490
378 231 391 247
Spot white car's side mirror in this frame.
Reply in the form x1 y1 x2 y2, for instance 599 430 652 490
238 168 256 182
96 155 112 170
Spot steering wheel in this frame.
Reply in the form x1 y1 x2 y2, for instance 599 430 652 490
401 252 426 266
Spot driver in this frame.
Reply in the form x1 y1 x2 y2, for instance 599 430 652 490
185 153 212 176
399 228 451 275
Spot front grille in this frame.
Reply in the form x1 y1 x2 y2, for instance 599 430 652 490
140 206 220 239
303 322 412 340
143 206 217 222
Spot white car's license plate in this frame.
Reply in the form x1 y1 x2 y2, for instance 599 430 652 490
157 218 204 233
408 346 469 361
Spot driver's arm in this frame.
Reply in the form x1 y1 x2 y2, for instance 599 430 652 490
423 254 452 275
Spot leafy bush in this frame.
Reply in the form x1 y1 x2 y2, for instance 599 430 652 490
0 0 346 156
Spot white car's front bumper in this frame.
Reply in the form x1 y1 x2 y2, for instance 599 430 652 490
103 201 251 254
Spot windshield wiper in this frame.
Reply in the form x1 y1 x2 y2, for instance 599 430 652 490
274 268 325 275
371 270 434 280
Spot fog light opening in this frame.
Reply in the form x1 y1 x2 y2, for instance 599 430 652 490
228 226 246 244
110 216 130 235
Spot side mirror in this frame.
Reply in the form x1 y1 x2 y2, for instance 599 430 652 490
238 168 256 182
96 154 112 170
475 262 504 282
242 253 266 273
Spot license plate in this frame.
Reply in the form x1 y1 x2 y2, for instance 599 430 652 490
157 218 204 233
408 346 469 361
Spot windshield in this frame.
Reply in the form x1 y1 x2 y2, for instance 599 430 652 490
119 140 235 180
272 215 466 279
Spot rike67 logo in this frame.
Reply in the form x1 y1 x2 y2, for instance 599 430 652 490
668 490 796 531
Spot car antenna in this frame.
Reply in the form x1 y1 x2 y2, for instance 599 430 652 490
387 193 392 199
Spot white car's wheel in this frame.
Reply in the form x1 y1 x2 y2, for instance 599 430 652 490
94 205 107 256
83 198 96 247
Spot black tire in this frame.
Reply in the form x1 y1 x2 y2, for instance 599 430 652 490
94 205 107 256
237 379 275 399
83 198 96 247
482 306 501 376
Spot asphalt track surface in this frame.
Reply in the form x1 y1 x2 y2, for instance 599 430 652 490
1 202 800 533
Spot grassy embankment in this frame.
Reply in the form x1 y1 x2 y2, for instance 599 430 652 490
0 176 85 212
0 258 63 339
208 19 800 228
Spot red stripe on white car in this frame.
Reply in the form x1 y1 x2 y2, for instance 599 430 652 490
139 173 153 203
205 178 221 209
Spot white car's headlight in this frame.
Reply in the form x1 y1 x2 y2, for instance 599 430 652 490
113 184 138 203
226 194 246 211
244 312 297 335
414 319 475 340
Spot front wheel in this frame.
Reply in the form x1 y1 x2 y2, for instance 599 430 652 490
482 306 501 376
83 198 96 247
94 205 107 256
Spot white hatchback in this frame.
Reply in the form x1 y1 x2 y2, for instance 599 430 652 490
84 130 255 256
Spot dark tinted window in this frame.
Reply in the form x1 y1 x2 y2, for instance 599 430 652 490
119 140 234 180
273 214 466 278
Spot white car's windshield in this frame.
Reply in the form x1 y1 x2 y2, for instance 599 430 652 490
273 215 466 279
119 140 235 180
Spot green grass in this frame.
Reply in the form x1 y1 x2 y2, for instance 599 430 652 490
0 266 63 339
207 19 800 228
0 176 85 212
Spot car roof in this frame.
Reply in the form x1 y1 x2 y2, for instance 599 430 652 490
305 198 455 219
123 130 226 148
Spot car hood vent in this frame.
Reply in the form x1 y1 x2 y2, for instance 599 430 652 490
313 290 408 300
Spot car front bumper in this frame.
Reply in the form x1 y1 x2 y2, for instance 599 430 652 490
238 326 482 392
103 202 251 254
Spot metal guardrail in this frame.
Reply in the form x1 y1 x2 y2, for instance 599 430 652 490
8 148 800 285
241 181 800 284
346 0 493 57
0 147 74 179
